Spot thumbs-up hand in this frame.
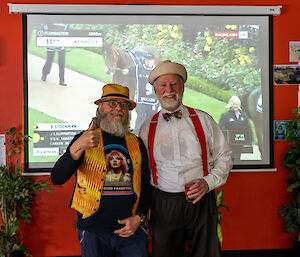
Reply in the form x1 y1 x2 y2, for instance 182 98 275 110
88 120 96 131
80 120 100 149
69 120 100 160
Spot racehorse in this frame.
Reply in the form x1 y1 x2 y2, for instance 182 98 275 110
242 87 264 159
103 44 136 99
103 44 162 100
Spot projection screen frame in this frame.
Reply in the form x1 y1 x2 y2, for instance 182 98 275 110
15 4 279 173
8 4 282 15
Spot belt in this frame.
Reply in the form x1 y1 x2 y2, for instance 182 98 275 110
152 187 185 198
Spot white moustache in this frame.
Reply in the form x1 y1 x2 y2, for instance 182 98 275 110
163 92 178 98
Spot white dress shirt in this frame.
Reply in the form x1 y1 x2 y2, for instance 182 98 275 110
139 104 233 193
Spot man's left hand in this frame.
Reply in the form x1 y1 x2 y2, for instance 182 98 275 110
114 215 141 237
187 178 209 204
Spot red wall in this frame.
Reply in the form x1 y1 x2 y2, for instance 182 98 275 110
0 0 299 256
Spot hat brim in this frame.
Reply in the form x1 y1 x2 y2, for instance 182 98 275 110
94 96 136 110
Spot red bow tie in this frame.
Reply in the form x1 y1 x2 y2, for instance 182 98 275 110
163 110 182 121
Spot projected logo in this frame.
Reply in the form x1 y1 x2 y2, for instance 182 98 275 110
221 129 253 154
214 31 248 39
228 130 252 145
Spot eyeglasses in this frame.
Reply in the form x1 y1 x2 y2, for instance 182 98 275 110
102 100 130 109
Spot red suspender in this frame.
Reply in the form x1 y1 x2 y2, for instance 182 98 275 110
186 107 208 176
148 107 208 186
148 112 160 185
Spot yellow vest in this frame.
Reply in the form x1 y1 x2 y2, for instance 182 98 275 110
71 129 142 219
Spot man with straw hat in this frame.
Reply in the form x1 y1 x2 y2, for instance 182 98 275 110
51 83 151 257
139 61 233 257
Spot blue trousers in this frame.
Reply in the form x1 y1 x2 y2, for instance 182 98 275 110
78 227 148 257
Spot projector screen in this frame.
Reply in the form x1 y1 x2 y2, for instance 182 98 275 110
24 12 273 172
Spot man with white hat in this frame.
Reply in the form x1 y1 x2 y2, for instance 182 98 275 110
139 61 233 257
51 84 151 257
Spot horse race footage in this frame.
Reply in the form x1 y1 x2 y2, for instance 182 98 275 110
26 15 271 168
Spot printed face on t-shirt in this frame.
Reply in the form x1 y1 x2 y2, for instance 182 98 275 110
108 151 122 169
103 147 134 196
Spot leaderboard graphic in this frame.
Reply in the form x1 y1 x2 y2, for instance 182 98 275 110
32 123 86 157
36 27 103 48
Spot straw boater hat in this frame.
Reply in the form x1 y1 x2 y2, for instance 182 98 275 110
148 60 188 85
94 83 136 110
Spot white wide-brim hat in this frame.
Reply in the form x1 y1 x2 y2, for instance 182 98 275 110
148 60 187 85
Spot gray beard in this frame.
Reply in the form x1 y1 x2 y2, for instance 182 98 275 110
92 108 129 137
158 93 183 110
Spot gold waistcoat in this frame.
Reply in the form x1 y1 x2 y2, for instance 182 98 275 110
71 129 141 219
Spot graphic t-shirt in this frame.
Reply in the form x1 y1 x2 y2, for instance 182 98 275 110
76 131 136 232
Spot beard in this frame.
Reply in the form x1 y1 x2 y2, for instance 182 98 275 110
158 92 183 110
93 107 129 137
